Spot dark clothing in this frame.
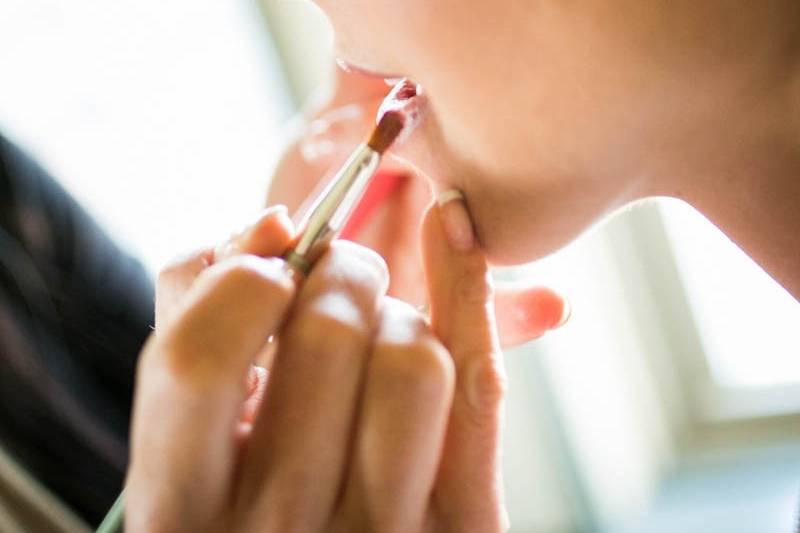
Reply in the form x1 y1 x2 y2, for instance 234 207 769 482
0 134 153 526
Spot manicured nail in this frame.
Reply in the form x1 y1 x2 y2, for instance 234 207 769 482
436 189 475 252
554 297 571 328
242 205 289 244
215 205 288 261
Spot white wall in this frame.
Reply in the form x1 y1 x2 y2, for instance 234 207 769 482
0 0 292 273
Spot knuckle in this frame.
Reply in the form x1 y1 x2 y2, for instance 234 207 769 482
455 263 495 305
375 338 455 401
155 257 295 384
289 301 371 357
461 353 508 414
212 255 294 305
151 328 219 389
326 241 389 293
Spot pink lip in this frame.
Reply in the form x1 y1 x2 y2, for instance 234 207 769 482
335 58 428 147
377 79 427 144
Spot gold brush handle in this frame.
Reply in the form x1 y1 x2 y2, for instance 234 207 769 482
284 143 380 275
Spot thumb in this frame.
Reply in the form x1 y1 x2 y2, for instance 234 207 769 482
422 189 508 532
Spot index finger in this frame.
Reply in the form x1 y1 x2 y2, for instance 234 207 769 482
421 193 508 532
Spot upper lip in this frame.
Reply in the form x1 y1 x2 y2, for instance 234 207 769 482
335 58 405 81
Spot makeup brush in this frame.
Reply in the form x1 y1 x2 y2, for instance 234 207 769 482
95 81 421 533
94 118 404 533
283 109 406 274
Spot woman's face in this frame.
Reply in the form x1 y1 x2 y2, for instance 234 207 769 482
313 0 776 264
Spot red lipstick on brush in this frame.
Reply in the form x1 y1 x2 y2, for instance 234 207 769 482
340 79 424 240
94 82 426 533
284 79 425 274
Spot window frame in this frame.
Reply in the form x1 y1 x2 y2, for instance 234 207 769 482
617 200 800 450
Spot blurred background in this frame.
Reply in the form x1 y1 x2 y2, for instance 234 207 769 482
0 1 798 531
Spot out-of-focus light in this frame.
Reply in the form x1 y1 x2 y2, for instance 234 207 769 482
662 200 800 388
0 0 292 273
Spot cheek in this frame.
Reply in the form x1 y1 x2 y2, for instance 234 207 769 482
401 8 536 177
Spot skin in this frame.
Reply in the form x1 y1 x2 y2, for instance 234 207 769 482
127 1 799 531
128 201 559 532
313 0 800 296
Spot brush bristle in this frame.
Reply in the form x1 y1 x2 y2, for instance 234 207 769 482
368 111 405 154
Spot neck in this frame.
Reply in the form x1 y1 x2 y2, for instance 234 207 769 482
647 7 800 299
671 75 800 299
686 149 800 300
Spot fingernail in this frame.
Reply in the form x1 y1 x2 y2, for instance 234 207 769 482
437 189 475 252
554 297 571 328
215 205 289 261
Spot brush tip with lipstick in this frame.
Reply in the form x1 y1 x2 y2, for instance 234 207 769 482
368 110 406 155
284 80 424 275
95 79 426 533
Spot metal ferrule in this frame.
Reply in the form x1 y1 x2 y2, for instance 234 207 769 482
284 143 380 274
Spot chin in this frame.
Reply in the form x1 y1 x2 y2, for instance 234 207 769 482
481 232 562 267
474 205 591 268
479 233 542 267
